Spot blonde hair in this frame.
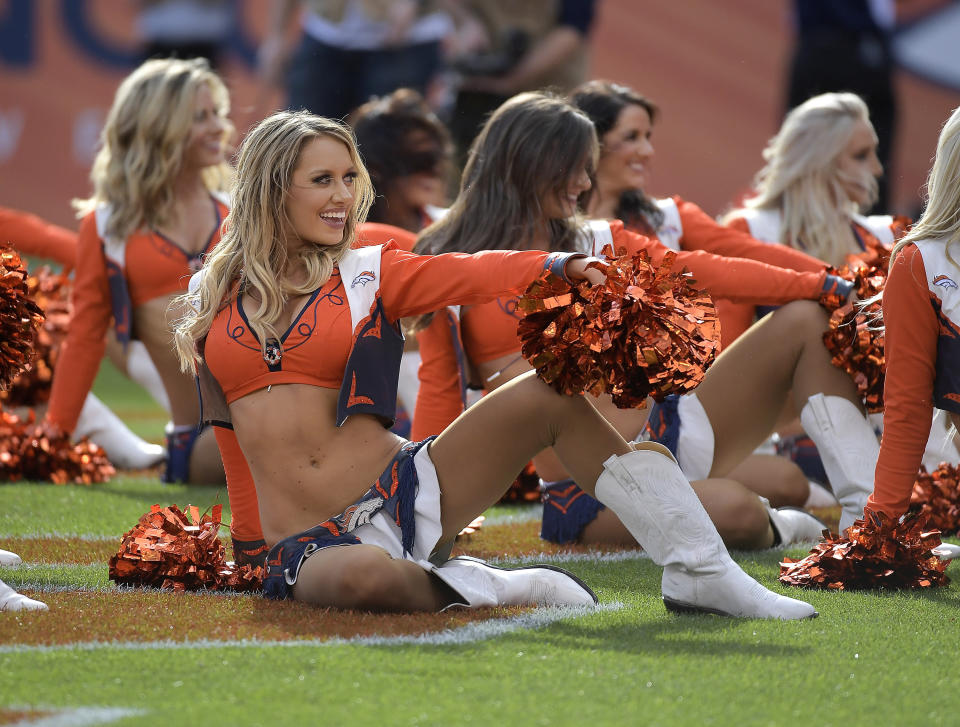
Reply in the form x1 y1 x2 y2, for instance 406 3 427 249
731 92 877 266
890 105 960 268
174 111 374 369
74 57 234 241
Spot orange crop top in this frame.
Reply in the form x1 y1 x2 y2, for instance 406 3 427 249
45 197 227 433
200 243 579 426
118 197 227 308
206 271 354 404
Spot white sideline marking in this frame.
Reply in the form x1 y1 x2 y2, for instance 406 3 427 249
5 706 143 726
10 582 251 598
490 549 650 565
0 602 623 654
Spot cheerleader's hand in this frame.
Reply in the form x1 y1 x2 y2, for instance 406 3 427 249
564 256 608 286
818 272 858 308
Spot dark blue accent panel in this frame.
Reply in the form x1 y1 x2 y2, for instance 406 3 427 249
775 434 828 486
390 402 412 438
445 308 470 408
105 259 133 347
163 425 207 483
540 480 604 544
934 322 960 415
821 274 855 300
336 296 404 426
645 394 680 456
0 0 33 66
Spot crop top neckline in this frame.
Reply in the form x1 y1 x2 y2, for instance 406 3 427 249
234 275 335 346
150 196 223 263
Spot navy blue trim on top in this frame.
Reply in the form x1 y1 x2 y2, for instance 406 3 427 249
235 286 321 346
851 223 868 252
151 196 223 263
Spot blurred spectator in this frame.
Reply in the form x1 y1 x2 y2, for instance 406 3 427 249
786 0 897 211
137 0 233 68
349 88 453 232
446 0 596 167
259 0 454 120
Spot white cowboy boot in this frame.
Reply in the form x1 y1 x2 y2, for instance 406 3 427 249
0 579 47 612
803 480 839 509
0 549 21 566
764 499 827 545
73 393 166 470
433 555 597 608
800 394 879 534
594 442 817 620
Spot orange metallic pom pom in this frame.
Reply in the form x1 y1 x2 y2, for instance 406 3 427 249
910 463 960 535
779 509 948 590
518 250 720 408
0 410 114 484
109 504 263 592
0 247 44 390
0 266 71 406
820 262 887 413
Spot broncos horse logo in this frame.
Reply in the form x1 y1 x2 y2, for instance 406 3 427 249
933 274 958 290
344 496 384 531
351 271 376 288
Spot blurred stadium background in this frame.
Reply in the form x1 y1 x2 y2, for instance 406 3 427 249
1 0 959 229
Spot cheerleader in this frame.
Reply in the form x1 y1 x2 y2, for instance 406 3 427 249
173 109 816 619
0 206 167 469
44 58 234 486
414 93 879 541
868 106 960 519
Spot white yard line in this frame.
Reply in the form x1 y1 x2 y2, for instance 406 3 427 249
0 602 624 654
4 707 144 727
489 549 650 565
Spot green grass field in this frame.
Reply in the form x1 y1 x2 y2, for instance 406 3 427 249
2 363 960 727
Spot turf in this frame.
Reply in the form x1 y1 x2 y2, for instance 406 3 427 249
4 366 960 726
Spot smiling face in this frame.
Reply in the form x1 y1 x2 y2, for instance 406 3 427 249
596 103 655 197
284 135 358 251
181 83 228 171
834 118 882 206
539 160 593 220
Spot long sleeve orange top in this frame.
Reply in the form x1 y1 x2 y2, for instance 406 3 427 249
664 197 825 272
412 220 837 439
46 201 227 432
0 206 78 269
868 242 960 517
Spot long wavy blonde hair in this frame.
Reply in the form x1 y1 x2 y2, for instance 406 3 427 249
174 111 374 369
73 57 233 240
890 105 960 267
729 92 878 266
